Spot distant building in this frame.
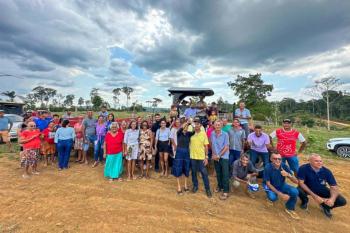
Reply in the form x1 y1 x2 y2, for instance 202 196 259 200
0 101 25 115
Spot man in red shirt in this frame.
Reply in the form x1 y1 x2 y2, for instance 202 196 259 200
270 119 306 174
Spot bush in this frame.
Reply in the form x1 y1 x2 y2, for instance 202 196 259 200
300 115 315 128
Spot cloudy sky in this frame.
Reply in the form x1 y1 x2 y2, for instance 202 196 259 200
1 0 350 107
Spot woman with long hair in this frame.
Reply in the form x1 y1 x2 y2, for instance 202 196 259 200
172 122 194 194
92 115 106 168
104 122 124 182
154 119 171 177
106 113 115 131
139 120 153 179
123 120 139 180
54 119 75 170
74 116 85 163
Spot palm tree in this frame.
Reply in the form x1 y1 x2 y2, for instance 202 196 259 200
112 88 121 109
122 86 134 108
1 91 16 102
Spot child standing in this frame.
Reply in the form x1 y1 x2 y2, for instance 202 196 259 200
41 122 56 166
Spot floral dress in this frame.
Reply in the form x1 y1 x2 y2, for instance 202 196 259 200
139 129 152 161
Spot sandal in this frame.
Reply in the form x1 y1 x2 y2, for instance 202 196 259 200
117 178 123 182
177 190 183 195
219 193 229 200
138 175 144 179
184 188 190 193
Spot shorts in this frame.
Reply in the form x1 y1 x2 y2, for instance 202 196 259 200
126 144 139 161
74 137 84 150
20 149 39 167
41 141 56 155
172 147 190 177
139 142 152 161
157 141 170 153
0 130 10 142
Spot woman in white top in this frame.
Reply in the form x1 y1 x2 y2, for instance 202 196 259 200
123 120 139 180
154 119 171 177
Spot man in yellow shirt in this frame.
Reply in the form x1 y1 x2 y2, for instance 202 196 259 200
190 119 212 198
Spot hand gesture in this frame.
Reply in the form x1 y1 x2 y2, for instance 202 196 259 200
103 153 106 159
324 198 334 207
280 167 290 177
212 154 220 161
313 195 325 205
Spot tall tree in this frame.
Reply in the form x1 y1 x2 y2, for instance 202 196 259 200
63 94 75 108
78 97 84 108
90 88 103 110
1 91 16 102
56 94 65 107
152 98 162 108
122 86 134 108
112 88 121 109
32 86 57 107
305 76 342 130
227 73 273 107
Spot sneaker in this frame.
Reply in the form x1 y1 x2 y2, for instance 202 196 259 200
206 190 212 198
300 202 308 210
192 187 198 193
321 205 333 218
285 209 300 220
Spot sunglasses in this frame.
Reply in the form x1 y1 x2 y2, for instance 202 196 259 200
272 158 282 161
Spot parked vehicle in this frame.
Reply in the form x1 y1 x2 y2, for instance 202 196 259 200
4 114 23 140
327 138 350 158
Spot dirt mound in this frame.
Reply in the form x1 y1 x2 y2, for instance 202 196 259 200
0 154 349 233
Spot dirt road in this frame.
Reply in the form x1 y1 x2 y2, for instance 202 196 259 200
0 154 349 233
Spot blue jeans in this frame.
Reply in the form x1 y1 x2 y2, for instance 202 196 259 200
265 183 299 210
229 149 241 177
191 159 210 191
241 123 250 138
282 156 299 174
57 139 73 169
83 135 97 152
94 136 105 162
250 150 269 168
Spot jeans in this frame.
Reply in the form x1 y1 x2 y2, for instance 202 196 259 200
57 139 73 169
250 150 269 168
83 135 97 152
282 156 299 174
214 158 230 193
298 186 347 210
241 123 250 138
94 136 105 162
229 150 241 177
265 183 299 210
191 159 210 191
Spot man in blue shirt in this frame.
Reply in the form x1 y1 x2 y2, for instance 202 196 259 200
263 153 300 219
211 120 230 200
297 154 347 218
234 102 251 137
0 110 13 152
34 111 52 132
184 103 198 119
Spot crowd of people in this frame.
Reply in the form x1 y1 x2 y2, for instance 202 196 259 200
0 101 346 220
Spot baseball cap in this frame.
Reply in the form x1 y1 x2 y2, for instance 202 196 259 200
193 117 200 123
282 119 292 123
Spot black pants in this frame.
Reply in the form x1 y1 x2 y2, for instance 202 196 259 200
298 186 347 210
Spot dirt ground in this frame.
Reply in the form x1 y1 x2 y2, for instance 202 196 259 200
0 154 349 233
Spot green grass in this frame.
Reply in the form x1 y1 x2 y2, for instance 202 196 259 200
263 125 350 160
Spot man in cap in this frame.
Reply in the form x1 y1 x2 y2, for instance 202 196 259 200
270 119 306 174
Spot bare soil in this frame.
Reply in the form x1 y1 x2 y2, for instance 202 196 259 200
0 154 349 233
